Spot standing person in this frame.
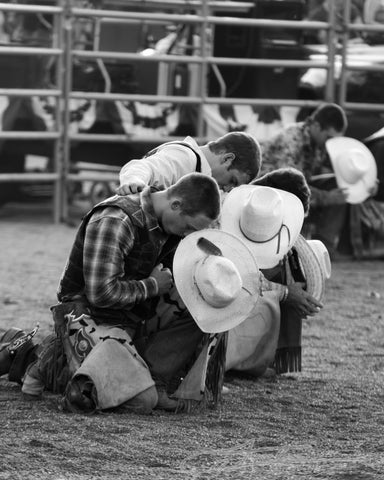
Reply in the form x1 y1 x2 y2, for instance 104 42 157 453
260 102 349 257
117 131 262 195
0 172 221 414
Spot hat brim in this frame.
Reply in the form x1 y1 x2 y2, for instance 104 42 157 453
173 229 260 333
221 185 304 269
292 235 326 302
326 137 377 204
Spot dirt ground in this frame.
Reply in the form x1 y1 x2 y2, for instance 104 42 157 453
1 202 384 480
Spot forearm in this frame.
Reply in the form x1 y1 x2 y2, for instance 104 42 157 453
119 159 153 186
309 185 334 208
259 273 288 302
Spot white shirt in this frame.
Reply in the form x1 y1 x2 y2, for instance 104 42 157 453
119 136 212 189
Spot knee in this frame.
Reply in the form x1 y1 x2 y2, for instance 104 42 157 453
125 385 158 414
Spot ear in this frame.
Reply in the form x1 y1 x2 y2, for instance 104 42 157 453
221 152 235 166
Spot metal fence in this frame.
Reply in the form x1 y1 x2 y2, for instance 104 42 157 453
0 0 383 222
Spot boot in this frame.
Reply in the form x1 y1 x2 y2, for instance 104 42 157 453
0 328 26 376
0 326 39 381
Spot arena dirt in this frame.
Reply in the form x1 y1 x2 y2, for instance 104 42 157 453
0 203 384 480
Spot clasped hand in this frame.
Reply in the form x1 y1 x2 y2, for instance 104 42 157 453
150 263 174 295
286 282 323 318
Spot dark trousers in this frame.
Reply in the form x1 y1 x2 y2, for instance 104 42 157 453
307 177 348 257
138 312 204 390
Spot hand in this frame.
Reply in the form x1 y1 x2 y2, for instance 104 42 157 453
150 263 174 295
368 180 379 198
116 177 146 195
285 282 323 318
326 188 348 205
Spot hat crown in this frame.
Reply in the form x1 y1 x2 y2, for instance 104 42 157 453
194 256 242 308
338 149 370 184
240 187 284 242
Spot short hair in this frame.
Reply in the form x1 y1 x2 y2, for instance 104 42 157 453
167 172 221 220
310 103 348 133
251 167 311 215
207 131 262 180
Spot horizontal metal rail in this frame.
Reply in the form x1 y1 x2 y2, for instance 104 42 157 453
72 50 329 70
68 91 326 107
0 89 61 97
67 172 119 182
346 63 384 73
0 132 60 139
348 22 384 33
343 102 384 112
0 3 62 14
0 46 62 56
70 133 207 143
72 7 328 31
100 0 254 10
0 173 59 182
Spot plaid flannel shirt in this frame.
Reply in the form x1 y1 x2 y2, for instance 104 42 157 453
83 188 168 309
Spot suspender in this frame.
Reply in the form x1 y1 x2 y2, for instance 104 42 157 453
144 141 202 173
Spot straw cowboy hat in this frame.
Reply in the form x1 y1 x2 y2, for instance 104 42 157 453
291 235 331 302
221 185 305 269
326 137 377 204
172 229 260 333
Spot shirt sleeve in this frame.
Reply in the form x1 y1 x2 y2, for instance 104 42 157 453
309 185 341 208
261 136 302 174
83 210 158 309
119 145 198 189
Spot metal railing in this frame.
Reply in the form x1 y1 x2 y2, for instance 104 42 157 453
0 0 383 221
0 1 65 222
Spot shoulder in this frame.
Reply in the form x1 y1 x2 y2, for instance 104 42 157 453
262 123 302 147
163 138 200 156
89 205 126 221
87 206 136 248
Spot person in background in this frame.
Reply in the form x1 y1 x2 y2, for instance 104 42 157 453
260 103 349 257
117 131 262 195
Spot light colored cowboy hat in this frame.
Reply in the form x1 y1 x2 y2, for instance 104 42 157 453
291 235 331 302
173 229 260 333
221 185 304 269
326 137 377 204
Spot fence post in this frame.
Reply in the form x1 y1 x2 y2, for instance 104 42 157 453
61 0 73 222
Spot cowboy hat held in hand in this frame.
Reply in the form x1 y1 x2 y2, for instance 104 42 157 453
326 137 377 204
221 185 305 269
291 235 331 303
172 229 260 333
